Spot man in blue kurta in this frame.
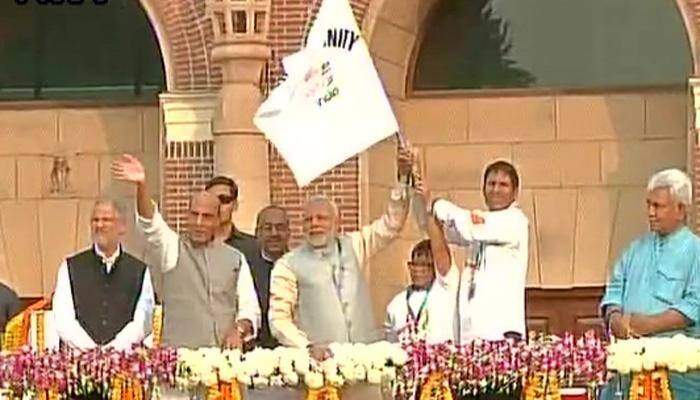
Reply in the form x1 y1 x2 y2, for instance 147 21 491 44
600 168 700 400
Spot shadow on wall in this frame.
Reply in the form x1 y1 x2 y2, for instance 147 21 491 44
413 0 535 91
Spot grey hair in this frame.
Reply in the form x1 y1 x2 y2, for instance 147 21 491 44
93 199 128 221
647 168 692 206
305 194 340 218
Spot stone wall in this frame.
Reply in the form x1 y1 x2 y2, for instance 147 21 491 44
0 103 161 297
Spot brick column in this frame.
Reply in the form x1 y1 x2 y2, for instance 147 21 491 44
211 40 272 232
159 92 218 232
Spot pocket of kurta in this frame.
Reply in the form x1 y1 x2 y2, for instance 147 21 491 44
212 273 237 295
654 268 685 305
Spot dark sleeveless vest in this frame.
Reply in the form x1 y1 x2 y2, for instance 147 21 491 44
67 248 147 345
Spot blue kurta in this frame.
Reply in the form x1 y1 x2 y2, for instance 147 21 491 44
600 226 700 399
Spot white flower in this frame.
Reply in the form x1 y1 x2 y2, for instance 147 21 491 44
269 375 285 387
283 373 299 386
339 365 355 381
219 364 236 382
321 359 339 376
252 376 269 389
325 372 345 387
294 353 311 374
304 371 324 389
353 365 367 382
367 368 382 385
279 359 295 376
381 366 396 382
202 371 218 387
237 373 253 386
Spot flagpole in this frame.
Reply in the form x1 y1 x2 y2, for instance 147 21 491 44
396 132 429 234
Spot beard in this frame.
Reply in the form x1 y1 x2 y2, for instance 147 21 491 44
308 233 333 248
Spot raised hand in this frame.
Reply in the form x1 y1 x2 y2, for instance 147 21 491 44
111 154 146 184
396 144 416 180
308 343 333 362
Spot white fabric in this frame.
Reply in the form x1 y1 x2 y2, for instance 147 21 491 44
135 207 261 337
433 200 529 341
95 244 120 274
51 249 156 350
254 0 398 187
384 277 457 344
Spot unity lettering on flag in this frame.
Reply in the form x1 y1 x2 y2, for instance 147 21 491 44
253 0 399 187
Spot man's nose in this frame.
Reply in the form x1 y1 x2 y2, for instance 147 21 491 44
196 214 203 226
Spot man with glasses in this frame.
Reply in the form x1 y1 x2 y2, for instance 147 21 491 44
384 238 455 344
205 176 259 262
244 205 291 348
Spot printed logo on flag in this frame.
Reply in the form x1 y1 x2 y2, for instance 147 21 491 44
298 61 339 108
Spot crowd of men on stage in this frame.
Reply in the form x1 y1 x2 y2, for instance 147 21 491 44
0 140 698 399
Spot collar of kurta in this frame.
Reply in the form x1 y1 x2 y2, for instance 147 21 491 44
260 250 280 264
655 225 689 243
92 243 122 273
487 201 520 213
309 237 340 258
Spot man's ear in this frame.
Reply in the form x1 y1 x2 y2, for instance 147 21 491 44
117 219 128 236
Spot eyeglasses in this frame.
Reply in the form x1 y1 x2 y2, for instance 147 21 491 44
217 194 235 204
406 261 432 269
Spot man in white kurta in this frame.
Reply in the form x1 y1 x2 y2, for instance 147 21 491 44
432 160 529 343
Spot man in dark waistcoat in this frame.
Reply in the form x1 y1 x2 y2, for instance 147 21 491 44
249 205 290 348
51 199 155 351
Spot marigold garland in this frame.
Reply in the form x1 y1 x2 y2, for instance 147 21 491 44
207 383 221 400
36 310 45 351
523 373 561 400
2 297 51 351
210 381 242 400
629 369 672 400
418 372 453 400
305 384 341 400
151 304 163 348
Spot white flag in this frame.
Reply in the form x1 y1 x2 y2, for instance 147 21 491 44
254 0 399 187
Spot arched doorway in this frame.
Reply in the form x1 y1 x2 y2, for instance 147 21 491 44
0 0 166 297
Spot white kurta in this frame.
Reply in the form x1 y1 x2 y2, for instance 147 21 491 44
384 277 457 344
433 200 529 342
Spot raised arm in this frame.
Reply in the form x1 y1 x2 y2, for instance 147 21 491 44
111 154 154 219
432 199 525 246
112 154 179 272
351 143 413 265
414 180 452 278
